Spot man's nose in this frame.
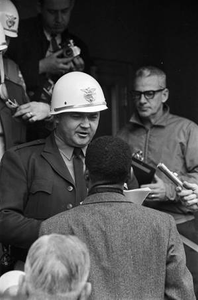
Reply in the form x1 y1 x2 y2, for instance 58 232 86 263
139 94 147 103
80 117 90 127
55 11 62 22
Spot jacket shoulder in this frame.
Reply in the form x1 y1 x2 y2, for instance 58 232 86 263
10 139 46 152
169 112 197 124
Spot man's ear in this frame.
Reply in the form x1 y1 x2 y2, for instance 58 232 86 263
130 166 134 179
54 115 60 125
79 282 92 300
126 166 134 182
162 88 169 103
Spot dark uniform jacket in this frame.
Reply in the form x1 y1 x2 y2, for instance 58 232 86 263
0 133 84 261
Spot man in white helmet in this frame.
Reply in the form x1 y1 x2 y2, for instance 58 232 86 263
0 71 109 271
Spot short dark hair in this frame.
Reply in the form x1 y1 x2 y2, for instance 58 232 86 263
85 136 132 184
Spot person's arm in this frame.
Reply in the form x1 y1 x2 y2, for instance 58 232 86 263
176 181 198 212
179 124 198 185
0 149 42 249
165 215 196 299
143 122 198 202
166 123 198 202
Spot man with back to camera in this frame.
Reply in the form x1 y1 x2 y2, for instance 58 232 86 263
0 71 108 270
39 135 196 300
7 0 92 140
117 65 198 297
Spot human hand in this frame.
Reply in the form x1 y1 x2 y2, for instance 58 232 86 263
13 102 51 123
39 50 74 75
69 55 85 71
176 181 198 211
141 174 166 200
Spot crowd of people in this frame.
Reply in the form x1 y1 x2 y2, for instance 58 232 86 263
0 0 198 299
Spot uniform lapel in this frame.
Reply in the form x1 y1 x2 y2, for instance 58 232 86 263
41 133 75 184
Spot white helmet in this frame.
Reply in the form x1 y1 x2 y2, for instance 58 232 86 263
0 21 7 51
0 0 19 38
50 71 108 115
0 270 25 295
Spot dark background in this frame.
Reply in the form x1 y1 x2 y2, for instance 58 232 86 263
12 0 198 135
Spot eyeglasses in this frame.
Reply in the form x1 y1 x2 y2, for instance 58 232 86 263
131 88 166 101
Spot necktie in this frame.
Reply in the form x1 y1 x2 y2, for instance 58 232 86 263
51 35 60 52
73 147 87 203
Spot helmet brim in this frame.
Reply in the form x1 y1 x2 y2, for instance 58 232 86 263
50 105 108 115
5 31 17 38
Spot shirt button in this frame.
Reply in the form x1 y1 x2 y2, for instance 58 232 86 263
67 203 73 210
67 186 73 192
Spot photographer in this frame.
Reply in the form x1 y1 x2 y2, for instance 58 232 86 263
7 0 92 141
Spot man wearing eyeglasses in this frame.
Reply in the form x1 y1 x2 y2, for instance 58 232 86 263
117 65 198 298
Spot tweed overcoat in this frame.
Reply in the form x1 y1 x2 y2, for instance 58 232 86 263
40 190 195 300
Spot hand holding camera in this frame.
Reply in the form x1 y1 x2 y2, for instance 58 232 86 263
61 39 81 59
40 39 83 75
61 39 84 72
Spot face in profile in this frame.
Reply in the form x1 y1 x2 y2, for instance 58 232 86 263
41 0 74 35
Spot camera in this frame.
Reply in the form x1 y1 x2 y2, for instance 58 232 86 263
62 39 81 58
131 151 156 185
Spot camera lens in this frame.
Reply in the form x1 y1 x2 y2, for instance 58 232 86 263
64 47 73 58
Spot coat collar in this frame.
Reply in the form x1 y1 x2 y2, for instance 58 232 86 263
83 191 133 206
88 184 123 196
